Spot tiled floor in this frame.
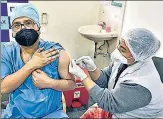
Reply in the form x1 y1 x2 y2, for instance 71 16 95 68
67 106 87 118
67 96 95 118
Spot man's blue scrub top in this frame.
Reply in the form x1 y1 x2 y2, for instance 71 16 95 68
1 40 68 118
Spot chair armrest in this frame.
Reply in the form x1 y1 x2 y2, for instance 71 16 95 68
62 93 66 113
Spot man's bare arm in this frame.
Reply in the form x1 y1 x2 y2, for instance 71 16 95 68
1 62 34 94
1 48 58 94
46 50 76 91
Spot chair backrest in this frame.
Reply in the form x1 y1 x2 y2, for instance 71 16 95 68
152 56 163 83
1 94 9 109
1 94 9 102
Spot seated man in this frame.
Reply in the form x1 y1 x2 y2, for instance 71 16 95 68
1 3 76 118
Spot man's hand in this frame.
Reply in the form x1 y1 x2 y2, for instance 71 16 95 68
28 48 59 70
76 56 97 71
32 69 53 89
69 59 88 81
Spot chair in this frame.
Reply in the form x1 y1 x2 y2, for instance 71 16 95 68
152 56 163 83
1 94 9 109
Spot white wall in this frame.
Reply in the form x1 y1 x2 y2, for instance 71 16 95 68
95 1 126 68
99 1 126 35
30 1 100 59
29 1 125 68
122 1 163 58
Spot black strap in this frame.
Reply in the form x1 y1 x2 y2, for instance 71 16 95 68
113 64 128 89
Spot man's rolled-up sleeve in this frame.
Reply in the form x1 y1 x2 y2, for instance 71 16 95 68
1 59 13 79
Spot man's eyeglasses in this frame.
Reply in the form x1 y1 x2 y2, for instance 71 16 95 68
12 20 36 32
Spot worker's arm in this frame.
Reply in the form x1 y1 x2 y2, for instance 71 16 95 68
87 68 101 80
91 63 114 88
69 60 151 114
79 76 151 114
88 80 152 114
32 50 76 91
76 56 113 88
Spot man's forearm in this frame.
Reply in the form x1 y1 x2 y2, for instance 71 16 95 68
1 62 35 94
88 68 101 81
48 78 76 91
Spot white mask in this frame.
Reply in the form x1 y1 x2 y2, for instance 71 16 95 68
111 49 128 64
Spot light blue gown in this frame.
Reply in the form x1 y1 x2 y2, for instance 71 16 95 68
1 40 68 118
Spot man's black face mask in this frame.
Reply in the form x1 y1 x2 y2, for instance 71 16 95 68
15 29 39 46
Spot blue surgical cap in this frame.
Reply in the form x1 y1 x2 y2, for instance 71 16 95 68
10 3 40 27
123 28 160 61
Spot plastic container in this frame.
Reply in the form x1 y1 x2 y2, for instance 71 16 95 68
106 20 112 32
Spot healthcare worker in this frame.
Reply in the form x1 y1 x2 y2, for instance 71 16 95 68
1 3 76 118
69 28 163 118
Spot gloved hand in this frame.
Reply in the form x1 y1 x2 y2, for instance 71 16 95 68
69 59 87 81
76 56 97 71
